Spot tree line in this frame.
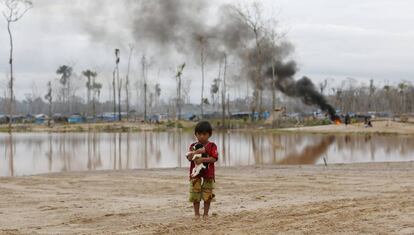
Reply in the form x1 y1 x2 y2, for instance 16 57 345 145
1 0 413 132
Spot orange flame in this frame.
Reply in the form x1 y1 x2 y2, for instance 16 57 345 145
333 117 342 125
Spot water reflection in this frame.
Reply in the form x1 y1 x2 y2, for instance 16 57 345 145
5 134 14 176
1 132 414 176
277 136 335 165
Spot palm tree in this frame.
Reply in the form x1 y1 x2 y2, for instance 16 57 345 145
92 81 102 119
82 70 97 116
56 65 73 113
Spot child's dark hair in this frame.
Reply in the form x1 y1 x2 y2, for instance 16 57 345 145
194 121 213 136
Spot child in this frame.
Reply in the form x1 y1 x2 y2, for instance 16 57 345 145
186 121 218 219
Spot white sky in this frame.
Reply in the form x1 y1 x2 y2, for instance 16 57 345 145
0 0 413 103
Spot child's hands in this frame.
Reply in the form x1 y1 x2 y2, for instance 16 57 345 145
186 151 195 161
194 147 206 154
194 157 204 165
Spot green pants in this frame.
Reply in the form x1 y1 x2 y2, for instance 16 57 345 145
189 178 215 203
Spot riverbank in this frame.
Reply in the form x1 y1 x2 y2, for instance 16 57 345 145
1 119 414 135
280 120 414 135
0 121 194 133
1 162 413 234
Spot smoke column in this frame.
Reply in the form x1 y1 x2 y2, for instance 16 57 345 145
266 60 339 120
76 0 338 119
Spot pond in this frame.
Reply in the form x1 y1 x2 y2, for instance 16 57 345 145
1 131 413 176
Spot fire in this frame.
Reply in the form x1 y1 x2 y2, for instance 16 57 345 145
331 115 342 125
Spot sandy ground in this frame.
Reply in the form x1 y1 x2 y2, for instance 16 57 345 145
283 120 414 135
1 163 413 234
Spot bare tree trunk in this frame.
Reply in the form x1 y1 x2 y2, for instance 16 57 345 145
117 67 122 122
144 83 147 121
68 76 72 114
87 77 91 116
46 81 52 127
7 21 13 132
92 78 96 119
222 54 227 128
48 99 52 126
175 63 185 121
259 89 263 118
125 79 129 121
125 82 129 120
227 93 230 128
142 56 147 122
271 59 277 128
271 67 276 111
216 59 223 113
4 0 32 130
92 94 96 119
255 30 263 121
200 45 205 119
112 71 116 121
177 75 181 121
125 46 134 121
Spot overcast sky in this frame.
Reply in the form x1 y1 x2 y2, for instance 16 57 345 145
0 0 413 103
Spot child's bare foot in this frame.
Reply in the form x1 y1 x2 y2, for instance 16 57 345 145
202 214 209 220
194 214 201 220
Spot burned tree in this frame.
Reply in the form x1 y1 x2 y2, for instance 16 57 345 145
221 54 228 127
175 63 185 120
141 55 148 122
2 0 32 131
196 35 207 119
148 92 154 119
114 49 121 121
112 70 116 121
210 78 220 112
232 2 266 120
319 79 328 96
91 80 102 119
154 83 161 111
265 21 286 113
44 81 52 127
398 82 408 114
125 45 134 121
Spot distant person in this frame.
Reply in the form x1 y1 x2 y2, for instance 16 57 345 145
364 116 373 128
345 113 350 126
185 121 218 219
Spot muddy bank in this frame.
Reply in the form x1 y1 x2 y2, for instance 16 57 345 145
2 120 413 136
281 120 414 135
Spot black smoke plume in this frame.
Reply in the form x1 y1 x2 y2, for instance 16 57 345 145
76 1 253 61
266 61 339 121
76 0 338 120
